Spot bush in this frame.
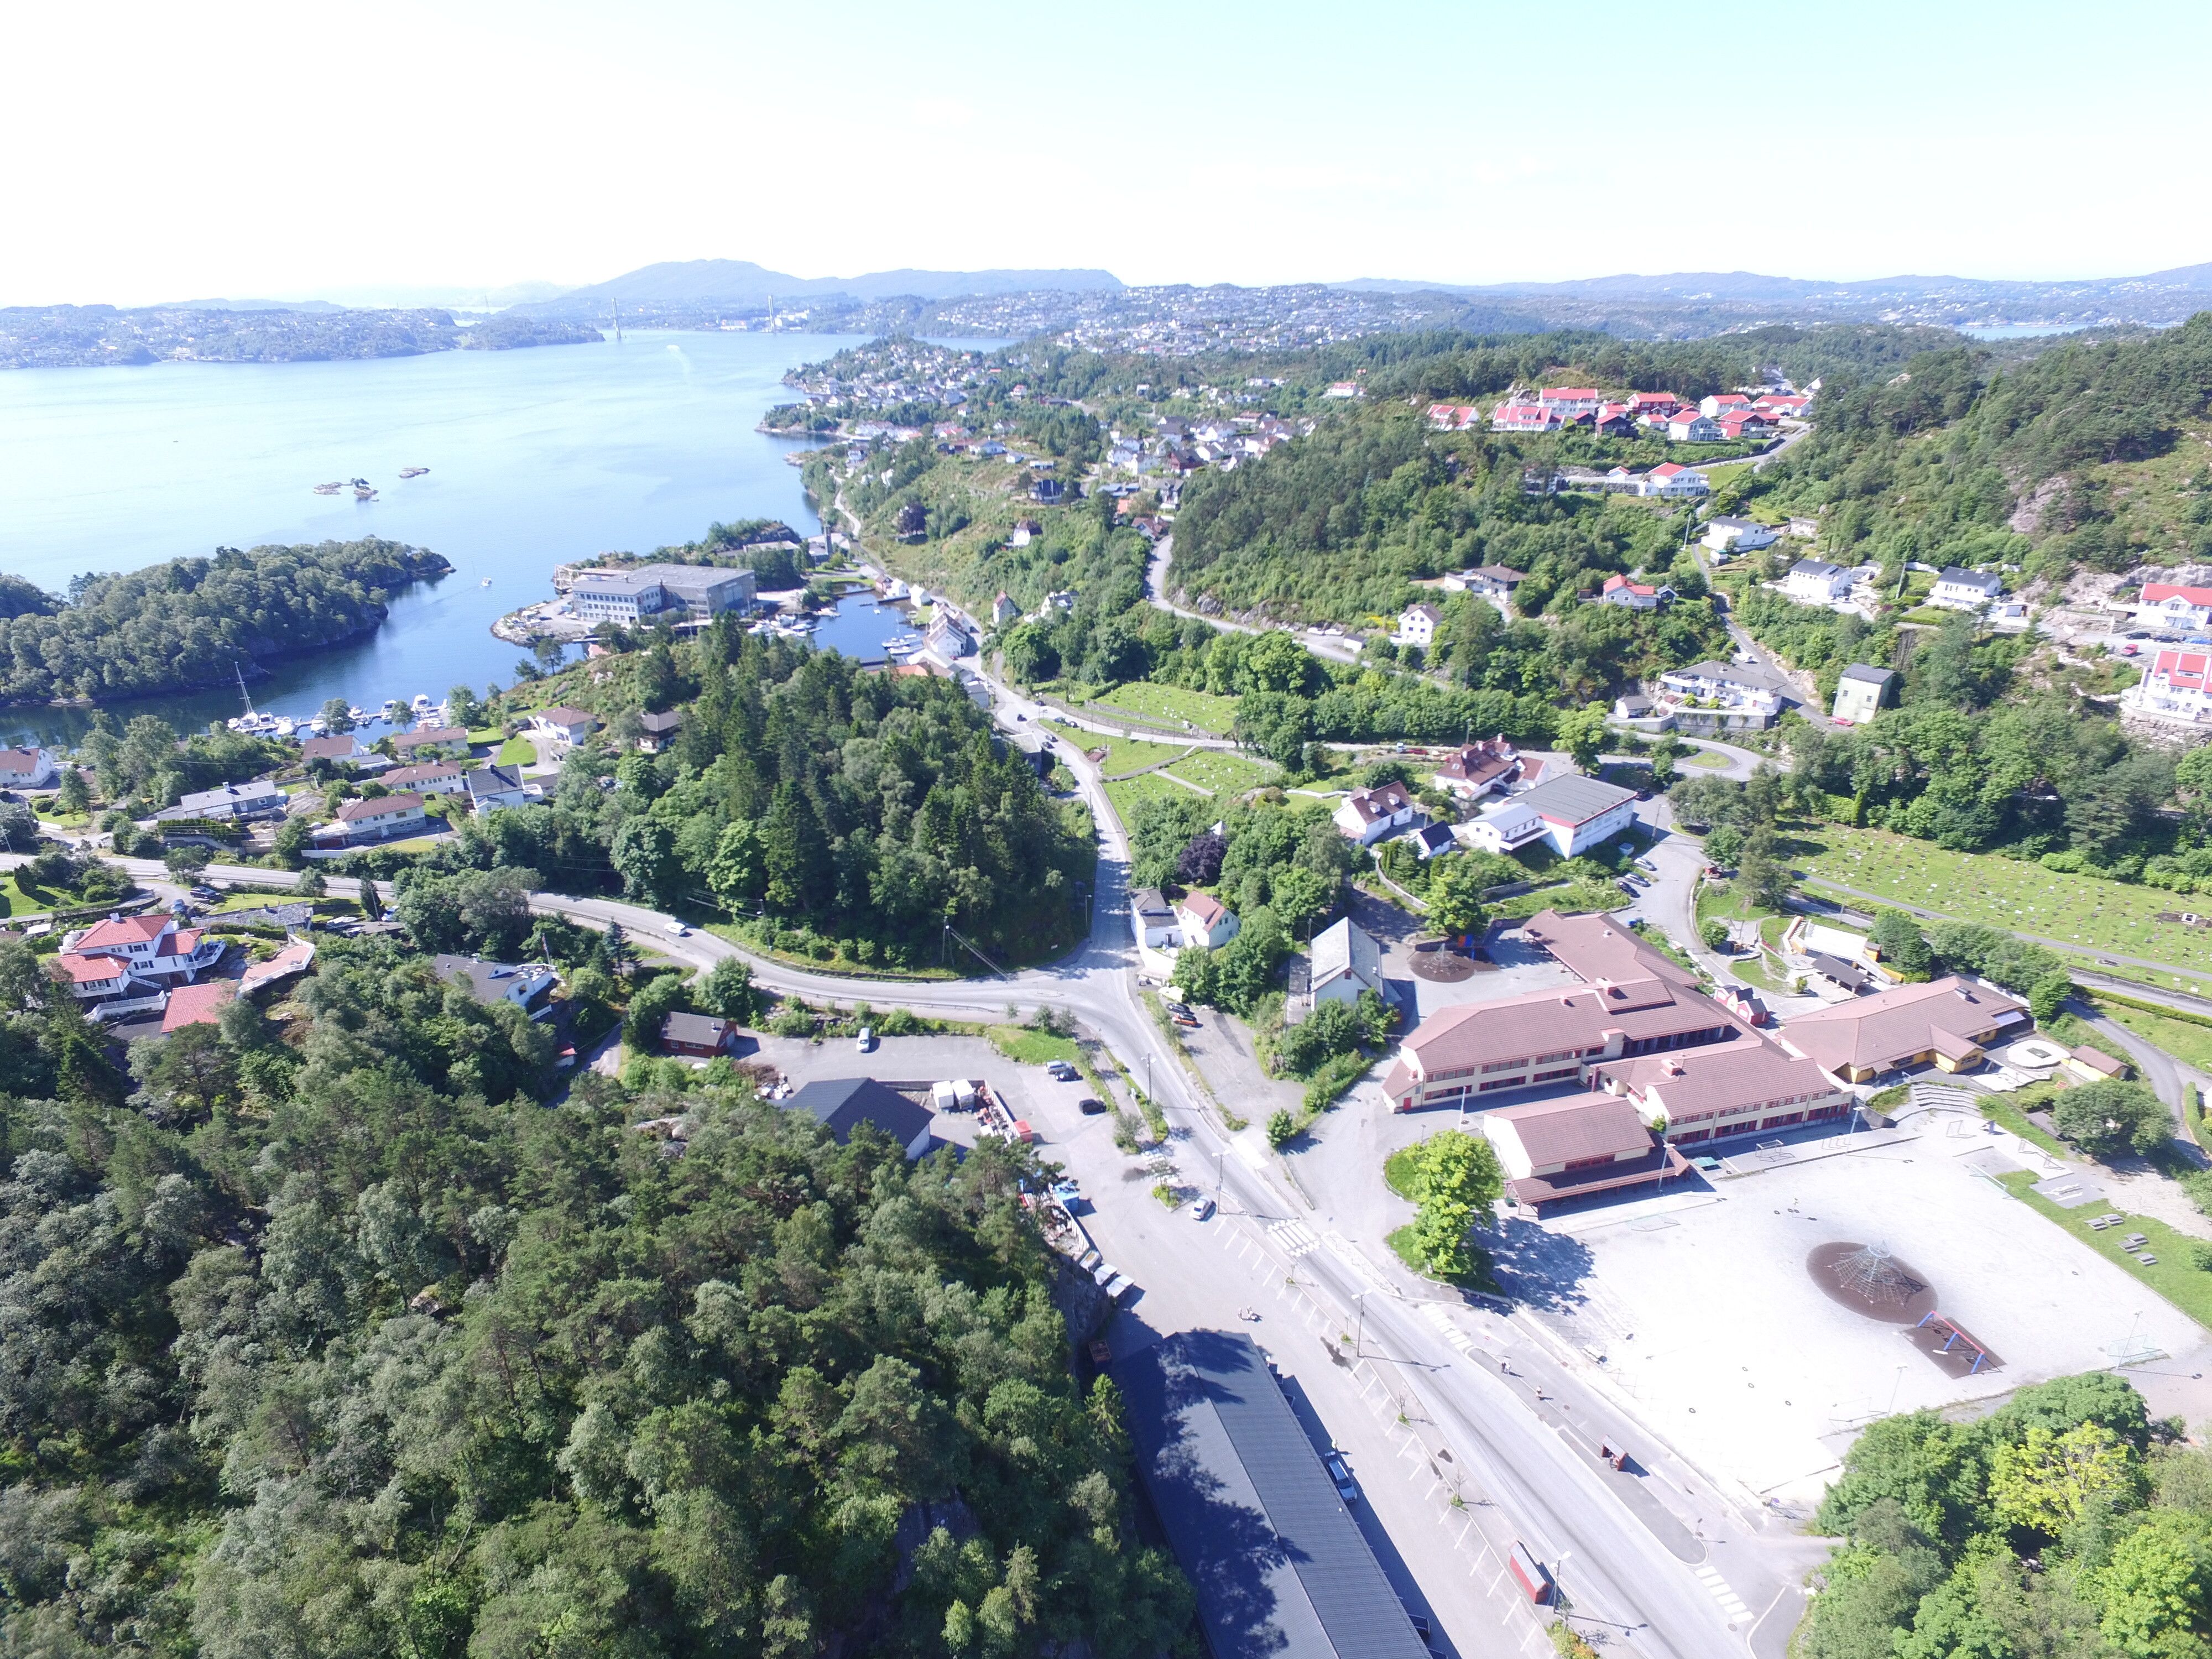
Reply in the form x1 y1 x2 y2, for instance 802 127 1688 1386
1699 917 1730 951
696 957 756 1022
1265 1109 1295 1147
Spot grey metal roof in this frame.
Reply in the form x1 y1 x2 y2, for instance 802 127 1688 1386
1839 664 1896 685
1936 566 2002 592
785 1077 933 1149
1789 558 1845 578
1519 772 1638 827
1118 1332 1428 1659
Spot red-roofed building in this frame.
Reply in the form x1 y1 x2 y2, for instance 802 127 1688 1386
1596 574 1672 611
1333 781 1423 844
163 981 236 1034
2136 584 2212 632
1699 393 1753 416
1174 890 1240 950
1715 410 1775 440
57 912 225 1004
1637 462 1710 498
1490 403 1561 434
1666 410 1721 442
1626 392 1681 416
2122 648 2212 726
1431 738 1520 801
1537 388 1600 414
1480 1093 1691 1214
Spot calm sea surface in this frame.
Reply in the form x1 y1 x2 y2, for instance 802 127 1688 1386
0 330 972 747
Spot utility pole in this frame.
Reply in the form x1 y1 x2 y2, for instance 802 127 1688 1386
1354 1291 1368 1357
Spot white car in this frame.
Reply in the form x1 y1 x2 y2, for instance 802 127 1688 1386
856 1027 875 1052
663 919 688 936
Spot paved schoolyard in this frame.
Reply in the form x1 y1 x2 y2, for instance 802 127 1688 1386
1505 1121 2209 1504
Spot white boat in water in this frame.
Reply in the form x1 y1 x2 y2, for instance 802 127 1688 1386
273 717 297 737
381 699 401 719
411 693 434 714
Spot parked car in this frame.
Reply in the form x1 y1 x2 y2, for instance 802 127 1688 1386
1077 1097 1108 1115
1322 1451 1359 1504
663 919 688 936
855 1027 874 1052
1166 1003 1200 1027
1191 1195 1215 1222
1046 1060 1078 1082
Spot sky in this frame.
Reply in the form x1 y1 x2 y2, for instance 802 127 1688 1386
8 0 2209 307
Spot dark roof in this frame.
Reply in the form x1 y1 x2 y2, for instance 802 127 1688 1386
1937 566 2002 592
638 710 684 734
1117 1332 1430 1659
660 1011 733 1049
786 1077 933 1149
1839 664 1896 685
1808 950 1874 990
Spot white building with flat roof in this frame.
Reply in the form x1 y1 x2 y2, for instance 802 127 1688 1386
571 564 755 623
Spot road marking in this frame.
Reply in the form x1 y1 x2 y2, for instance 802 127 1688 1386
1419 1301 1476 1353
1269 1221 1319 1257
1695 1562 1753 1620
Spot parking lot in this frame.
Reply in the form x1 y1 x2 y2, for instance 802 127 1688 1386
1506 1123 2208 1503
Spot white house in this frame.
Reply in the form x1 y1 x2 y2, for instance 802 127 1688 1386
1333 781 1422 844
56 913 225 1004
1704 516 1780 555
1443 565 1525 609
316 792 429 847
0 748 57 790
1637 463 1709 499
1491 403 1562 434
1597 575 1671 611
1396 603 1442 648
1782 559 1856 603
157 780 288 822
1658 660 1790 720
1537 387 1600 416
1432 738 1519 800
1462 797 1549 855
992 591 1020 625
1130 886 1181 950
435 954 559 1013
2121 649 2212 727
1307 917 1392 1008
1832 664 1897 726
464 765 538 817
1174 890 1240 950
2135 583 2212 633
383 759 468 795
1517 774 1639 858
1929 567 2004 611
530 707 598 746
1699 394 1753 419
1666 411 1721 442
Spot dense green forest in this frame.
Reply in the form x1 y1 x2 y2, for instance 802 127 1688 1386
0 932 1188 1656
342 626 1095 970
1798 1371 2212 1659
0 540 450 705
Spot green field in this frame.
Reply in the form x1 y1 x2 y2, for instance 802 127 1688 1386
496 736 536 766
2094 995 2212 1073
1086 681 1241 733
1103 771 1203 825
1682 748 1734 769
1089 735 1195 777
987 1025 1081 1066
1999 1171 2212 1329
1795 825 2212 982
1162 749 1278 796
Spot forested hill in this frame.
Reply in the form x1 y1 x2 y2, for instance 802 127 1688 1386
0 306 601 370
0 539 450 705
0 933 1192 1655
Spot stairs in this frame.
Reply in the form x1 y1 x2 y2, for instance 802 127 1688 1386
1907 1082 1981 1114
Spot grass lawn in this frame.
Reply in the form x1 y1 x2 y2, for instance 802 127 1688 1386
496 737 536 766
1794 823 2212 982
1086 681 1241 734
1492 880 1629 920
1384 1224 1503 1295
1162 749 1278 796
987 1025 1079 1066
1104 771 1202 826
1997 1170 2212 1329
1682 748 1733 769
2094 995 2212 1073
1090 735 1195 777
1976 1091 2068 1158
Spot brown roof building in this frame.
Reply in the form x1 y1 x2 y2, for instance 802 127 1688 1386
1432 738 1520 800
1776 976 2027 1083
1592 1039 1850 1146
1480 1093 1690 1214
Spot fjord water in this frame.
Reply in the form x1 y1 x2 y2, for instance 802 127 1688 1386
0 331 863 745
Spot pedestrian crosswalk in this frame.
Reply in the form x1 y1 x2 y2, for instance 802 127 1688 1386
1269 1220 1320 1258
1694 1562 1751 1624
1420 1301 1476 1353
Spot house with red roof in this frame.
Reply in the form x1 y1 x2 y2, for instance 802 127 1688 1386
1595 574 1672 611
1431 738 1520 801
2122 648 2212 727
1637 462 1710 498
1715 410 1775 441
1537 388 1600 415
1626 392 1681 417
2135 583 2212 633
56 913 225 1005
1666 410 1721 442
1699 393 1754 417
1490 403 1562 434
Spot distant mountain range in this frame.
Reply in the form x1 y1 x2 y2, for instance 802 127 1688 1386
529 259 1125 314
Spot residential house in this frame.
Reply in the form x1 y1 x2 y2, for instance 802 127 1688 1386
1703 515 1781 555
1462 798 1550 856
2120 649 2212 727
785 1077 935 1159
1626 391 1681 418
1537 387 1600 415
992 591 1020 625
390 725 471 759
1175 890 1239 950
1010 518 1041 547
1032 478 1067 504
637 710 684 752
383 759 468 795
1715 410 1775 441
1590 1039 1850 1146
1432 738 1520 800
1443 565 1525 609
1308 917 1392 1008
1130 886 1181 951
1481 1093 1691 1215
1638 463 1709 498
55 913 225 1005
1699 393 1753 418
1594 409 1639 438
319 792 427 846
1666 410 1721 442
1832 664 1896 725
1596 574 1671 610
1929 567 2004 611
1782 558 1855 602
1332 781 1422 844
1775 975 2027 1082
1785 515 1822 539
1396 603 1442 648
0 747 57 790
1656 660 1792 729
161 981 236 1035
530 706 598 746
156 780 288 822
1755 394 1813 420
464 765 537 817
300 733 367 766
2134 583 2212 633
1514 774 1639 857
435 954 558 1014
1490 402 1562 434
1323 381 1362 399
1410 822 1458 860
661 1011 740 1058
239 938 316 997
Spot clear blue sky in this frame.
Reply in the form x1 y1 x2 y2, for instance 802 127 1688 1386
9 0 2206 305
